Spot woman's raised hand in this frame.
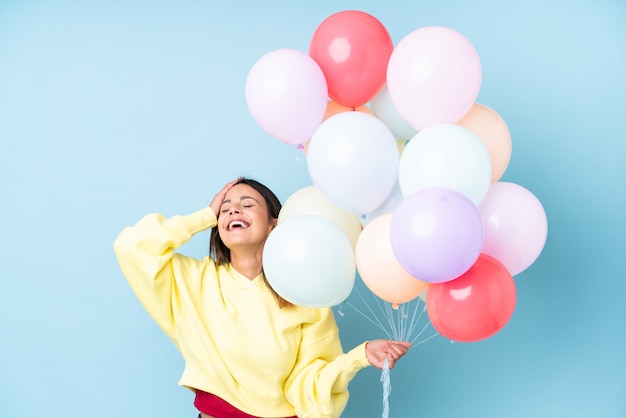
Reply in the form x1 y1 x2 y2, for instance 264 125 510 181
209 178 242 215
365 340 411 369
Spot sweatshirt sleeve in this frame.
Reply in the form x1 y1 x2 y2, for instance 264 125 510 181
113 207 217 337
284 308 371 418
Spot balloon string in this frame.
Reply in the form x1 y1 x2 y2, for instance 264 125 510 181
405 299 427 341
345 287 440 344
380 300 398 340
345 300 393 339
412 331 440 346
381 357 391 418
295 144 305 162
346 287 394 339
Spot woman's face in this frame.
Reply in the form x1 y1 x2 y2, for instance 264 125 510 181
217 184 276 251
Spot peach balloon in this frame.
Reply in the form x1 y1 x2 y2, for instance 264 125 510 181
456 103 512 182
324 100 374 119
355 213 428 304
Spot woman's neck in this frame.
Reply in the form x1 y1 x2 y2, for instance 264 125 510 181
229 250 264 280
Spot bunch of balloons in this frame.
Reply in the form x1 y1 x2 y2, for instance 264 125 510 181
248 10 548 343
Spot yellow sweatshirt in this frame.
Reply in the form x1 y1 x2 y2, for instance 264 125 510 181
113 207 370 418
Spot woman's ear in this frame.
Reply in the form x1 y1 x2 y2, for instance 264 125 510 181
271 218 278 230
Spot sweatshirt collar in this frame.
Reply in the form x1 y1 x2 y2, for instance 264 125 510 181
227 264 266 289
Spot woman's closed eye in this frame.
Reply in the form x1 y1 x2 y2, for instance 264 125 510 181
240 198 257 208
220 204 253 213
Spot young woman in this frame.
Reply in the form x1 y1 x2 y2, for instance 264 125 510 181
114 177 411 418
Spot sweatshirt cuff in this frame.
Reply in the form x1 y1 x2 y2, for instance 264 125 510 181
346 342 371 369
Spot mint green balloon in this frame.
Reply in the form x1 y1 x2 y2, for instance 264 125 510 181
399 124 492 205
262 215 355 308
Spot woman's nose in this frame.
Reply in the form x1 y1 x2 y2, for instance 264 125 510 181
229 206 240 214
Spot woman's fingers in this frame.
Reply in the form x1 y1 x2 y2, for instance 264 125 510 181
385 342 410 368
209 178 242 214
366 340 412 369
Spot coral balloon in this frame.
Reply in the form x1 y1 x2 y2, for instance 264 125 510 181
390 187 483 283
456 103 512 182
478 182 548 276
263 215 355 308
309 10 393 107
356 214 427 305
387 26 482 130
245 49 327 145
279 185 362 250
427 254 517 342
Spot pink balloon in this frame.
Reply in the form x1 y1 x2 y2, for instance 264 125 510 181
478 182 548 276
245 49 328 145
387 26 482 131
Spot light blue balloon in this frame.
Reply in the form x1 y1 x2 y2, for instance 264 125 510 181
262 215 356 307
370 83 418 140
360 180 404 227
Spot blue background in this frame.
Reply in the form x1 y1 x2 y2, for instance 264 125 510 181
1 1 625 417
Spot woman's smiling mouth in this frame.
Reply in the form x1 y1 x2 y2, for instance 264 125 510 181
228 220 250 230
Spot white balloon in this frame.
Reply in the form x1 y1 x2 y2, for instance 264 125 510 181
307 112 399 214
370 84 417 140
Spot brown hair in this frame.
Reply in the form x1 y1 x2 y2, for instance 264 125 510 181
209 178 292 308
